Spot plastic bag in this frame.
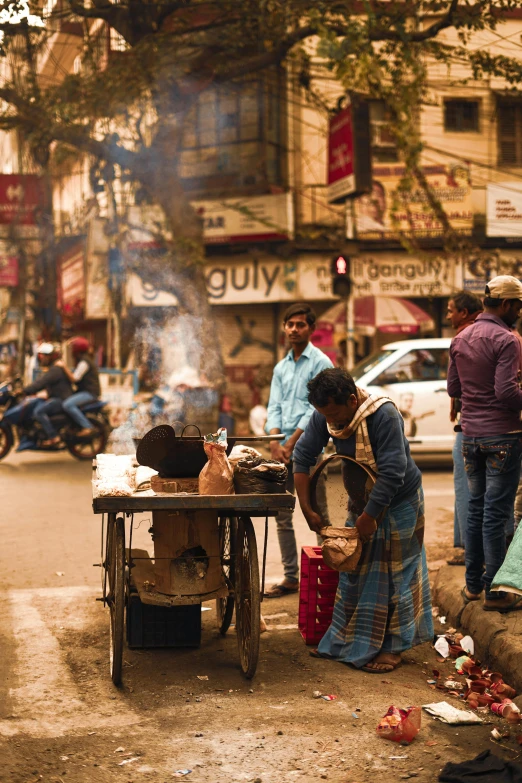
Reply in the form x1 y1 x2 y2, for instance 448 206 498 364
376 705 421 744
93 478 134 497
199 428 234 495
228 445 262 464
320 526 362 572
233 455 288 494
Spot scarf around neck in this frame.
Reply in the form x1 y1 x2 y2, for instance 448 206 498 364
327 386 398 472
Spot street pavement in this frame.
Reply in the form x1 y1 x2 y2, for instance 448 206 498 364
1 451 515 783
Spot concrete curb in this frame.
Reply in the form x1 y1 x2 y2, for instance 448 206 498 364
432 565 522 695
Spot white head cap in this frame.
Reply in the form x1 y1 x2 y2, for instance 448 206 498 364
485 275 522 302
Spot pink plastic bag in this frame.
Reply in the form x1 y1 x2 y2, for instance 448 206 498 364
376 705 421 744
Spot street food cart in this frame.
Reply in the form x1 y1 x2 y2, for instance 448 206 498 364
92 428 294 686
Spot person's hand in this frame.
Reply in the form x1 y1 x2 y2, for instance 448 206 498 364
54 359 65 368
304 508 323 534
355 512 377 544
270 441 288 464
36 390 48 400
282 442 294 462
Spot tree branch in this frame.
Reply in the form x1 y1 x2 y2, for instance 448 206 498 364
213 24 318 83
369 0 459 42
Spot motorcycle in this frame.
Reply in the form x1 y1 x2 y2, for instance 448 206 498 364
0 377 110 461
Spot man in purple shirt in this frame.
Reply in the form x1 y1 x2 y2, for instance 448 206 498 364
447 275 522 613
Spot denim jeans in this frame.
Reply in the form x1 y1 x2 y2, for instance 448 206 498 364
33 398 63 438
462 434 522 600
453 431 469 549
275 458 329 583
62 391 95 429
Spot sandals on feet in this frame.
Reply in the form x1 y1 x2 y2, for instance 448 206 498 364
461 586 481 605
361 655 402 674
483 595 522 614
263 582 299 598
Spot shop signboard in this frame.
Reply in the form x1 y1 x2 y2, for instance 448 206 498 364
486 183 522 237
351 253 457 298
0 175 45 226
193 193 294 244
354 164 473 239
126 273 179 307
58 242 85 317
85 219 111 319
0 256 18 287
205 256 334 304
327 98 372 204
462 251 522 292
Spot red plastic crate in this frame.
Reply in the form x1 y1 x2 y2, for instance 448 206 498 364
299 546 339 645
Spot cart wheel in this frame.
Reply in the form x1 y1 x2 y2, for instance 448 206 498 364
216 515 237 635
107 515 126 686
234 516 260 679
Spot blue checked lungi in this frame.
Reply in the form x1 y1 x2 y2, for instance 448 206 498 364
317 487 433 667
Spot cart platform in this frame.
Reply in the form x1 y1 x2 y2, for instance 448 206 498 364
93 491 295 515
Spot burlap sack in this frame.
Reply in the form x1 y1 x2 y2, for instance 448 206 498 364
319 526 362 572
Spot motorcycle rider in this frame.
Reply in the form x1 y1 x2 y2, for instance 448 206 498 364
58 337 101 437
24 343 73 447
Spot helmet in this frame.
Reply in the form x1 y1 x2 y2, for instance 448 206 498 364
70 336 90 356
36 342 55 356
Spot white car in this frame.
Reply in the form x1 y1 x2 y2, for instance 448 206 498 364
351 338 453 458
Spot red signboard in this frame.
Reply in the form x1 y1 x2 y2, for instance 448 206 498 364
0 175 45 225
57 242 85 318
0 256 18 287
328 107 355 203
327 98 372 204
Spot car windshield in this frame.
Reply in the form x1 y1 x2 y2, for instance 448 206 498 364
351 349 396 381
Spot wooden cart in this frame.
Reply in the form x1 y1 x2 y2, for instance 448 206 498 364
92 485 295 685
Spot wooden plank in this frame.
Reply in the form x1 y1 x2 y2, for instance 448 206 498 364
93 491 295 515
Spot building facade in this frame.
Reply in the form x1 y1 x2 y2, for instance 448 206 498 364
2 8 522 405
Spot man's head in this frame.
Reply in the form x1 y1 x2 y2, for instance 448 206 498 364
483 275 522 327
36 342 59 367
283 303 316 350
447 290 483 329
307 368 358 430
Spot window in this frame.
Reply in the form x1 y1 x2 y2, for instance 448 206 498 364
374 349 449 385
498 100 522 167
179 72 286 193
369 101 398 163
444 100 480 133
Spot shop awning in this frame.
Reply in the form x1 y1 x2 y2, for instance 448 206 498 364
316 296 435 338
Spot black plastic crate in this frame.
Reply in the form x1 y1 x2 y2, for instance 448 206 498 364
126 593 202 648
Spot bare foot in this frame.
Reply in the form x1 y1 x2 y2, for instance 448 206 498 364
362 653 402 673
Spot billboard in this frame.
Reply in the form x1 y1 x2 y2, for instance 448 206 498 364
354 164 473 239
486 183 522 237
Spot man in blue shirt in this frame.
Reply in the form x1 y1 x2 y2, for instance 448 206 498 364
264 302 333 597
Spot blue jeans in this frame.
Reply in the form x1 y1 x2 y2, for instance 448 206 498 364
62 391 95 429
453 431 468 549
462 434 522 600
33 398 63 438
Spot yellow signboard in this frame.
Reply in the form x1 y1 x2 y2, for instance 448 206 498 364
355 164 473 239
